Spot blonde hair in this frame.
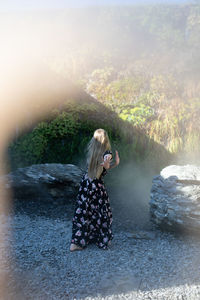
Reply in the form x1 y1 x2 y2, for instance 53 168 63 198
86 129 111 180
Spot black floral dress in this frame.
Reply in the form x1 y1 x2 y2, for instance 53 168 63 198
71 167 113 250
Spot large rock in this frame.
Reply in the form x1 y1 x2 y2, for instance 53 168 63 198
1 164 84 202
149 165 200 233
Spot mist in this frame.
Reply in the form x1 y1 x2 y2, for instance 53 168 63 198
108 160 158 231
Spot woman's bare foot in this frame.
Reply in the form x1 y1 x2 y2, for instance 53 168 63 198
70 243 83 252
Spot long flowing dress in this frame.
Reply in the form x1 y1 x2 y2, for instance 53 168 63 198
71 167 113 250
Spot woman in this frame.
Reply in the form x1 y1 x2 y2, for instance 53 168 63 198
70 128 120 251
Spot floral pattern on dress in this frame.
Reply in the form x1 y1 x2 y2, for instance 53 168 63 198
71 167 113 250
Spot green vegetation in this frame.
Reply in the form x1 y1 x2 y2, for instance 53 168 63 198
8 100 170 172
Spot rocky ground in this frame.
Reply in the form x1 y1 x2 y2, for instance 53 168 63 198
1 197 200 300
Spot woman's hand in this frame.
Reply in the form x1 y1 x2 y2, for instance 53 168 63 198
115 150 120 166
100 156 111 169
107 150 120 170
101 150 120 170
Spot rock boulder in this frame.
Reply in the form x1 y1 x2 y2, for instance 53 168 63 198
149 165 200 233
1 164 84 202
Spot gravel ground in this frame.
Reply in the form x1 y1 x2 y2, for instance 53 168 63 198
1 199 200 300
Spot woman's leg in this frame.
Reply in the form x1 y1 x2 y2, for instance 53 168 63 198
70 187 89 250
96 187 113 249
70 243 84 252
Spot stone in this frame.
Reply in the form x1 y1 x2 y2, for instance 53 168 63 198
149 164 200 233
0 163 84 202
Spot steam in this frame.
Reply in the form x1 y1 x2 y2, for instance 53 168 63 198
109 159 159 231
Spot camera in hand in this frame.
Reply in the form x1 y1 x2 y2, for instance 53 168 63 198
103 150 113 162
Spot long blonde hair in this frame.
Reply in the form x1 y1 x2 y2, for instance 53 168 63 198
86 129 111 180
